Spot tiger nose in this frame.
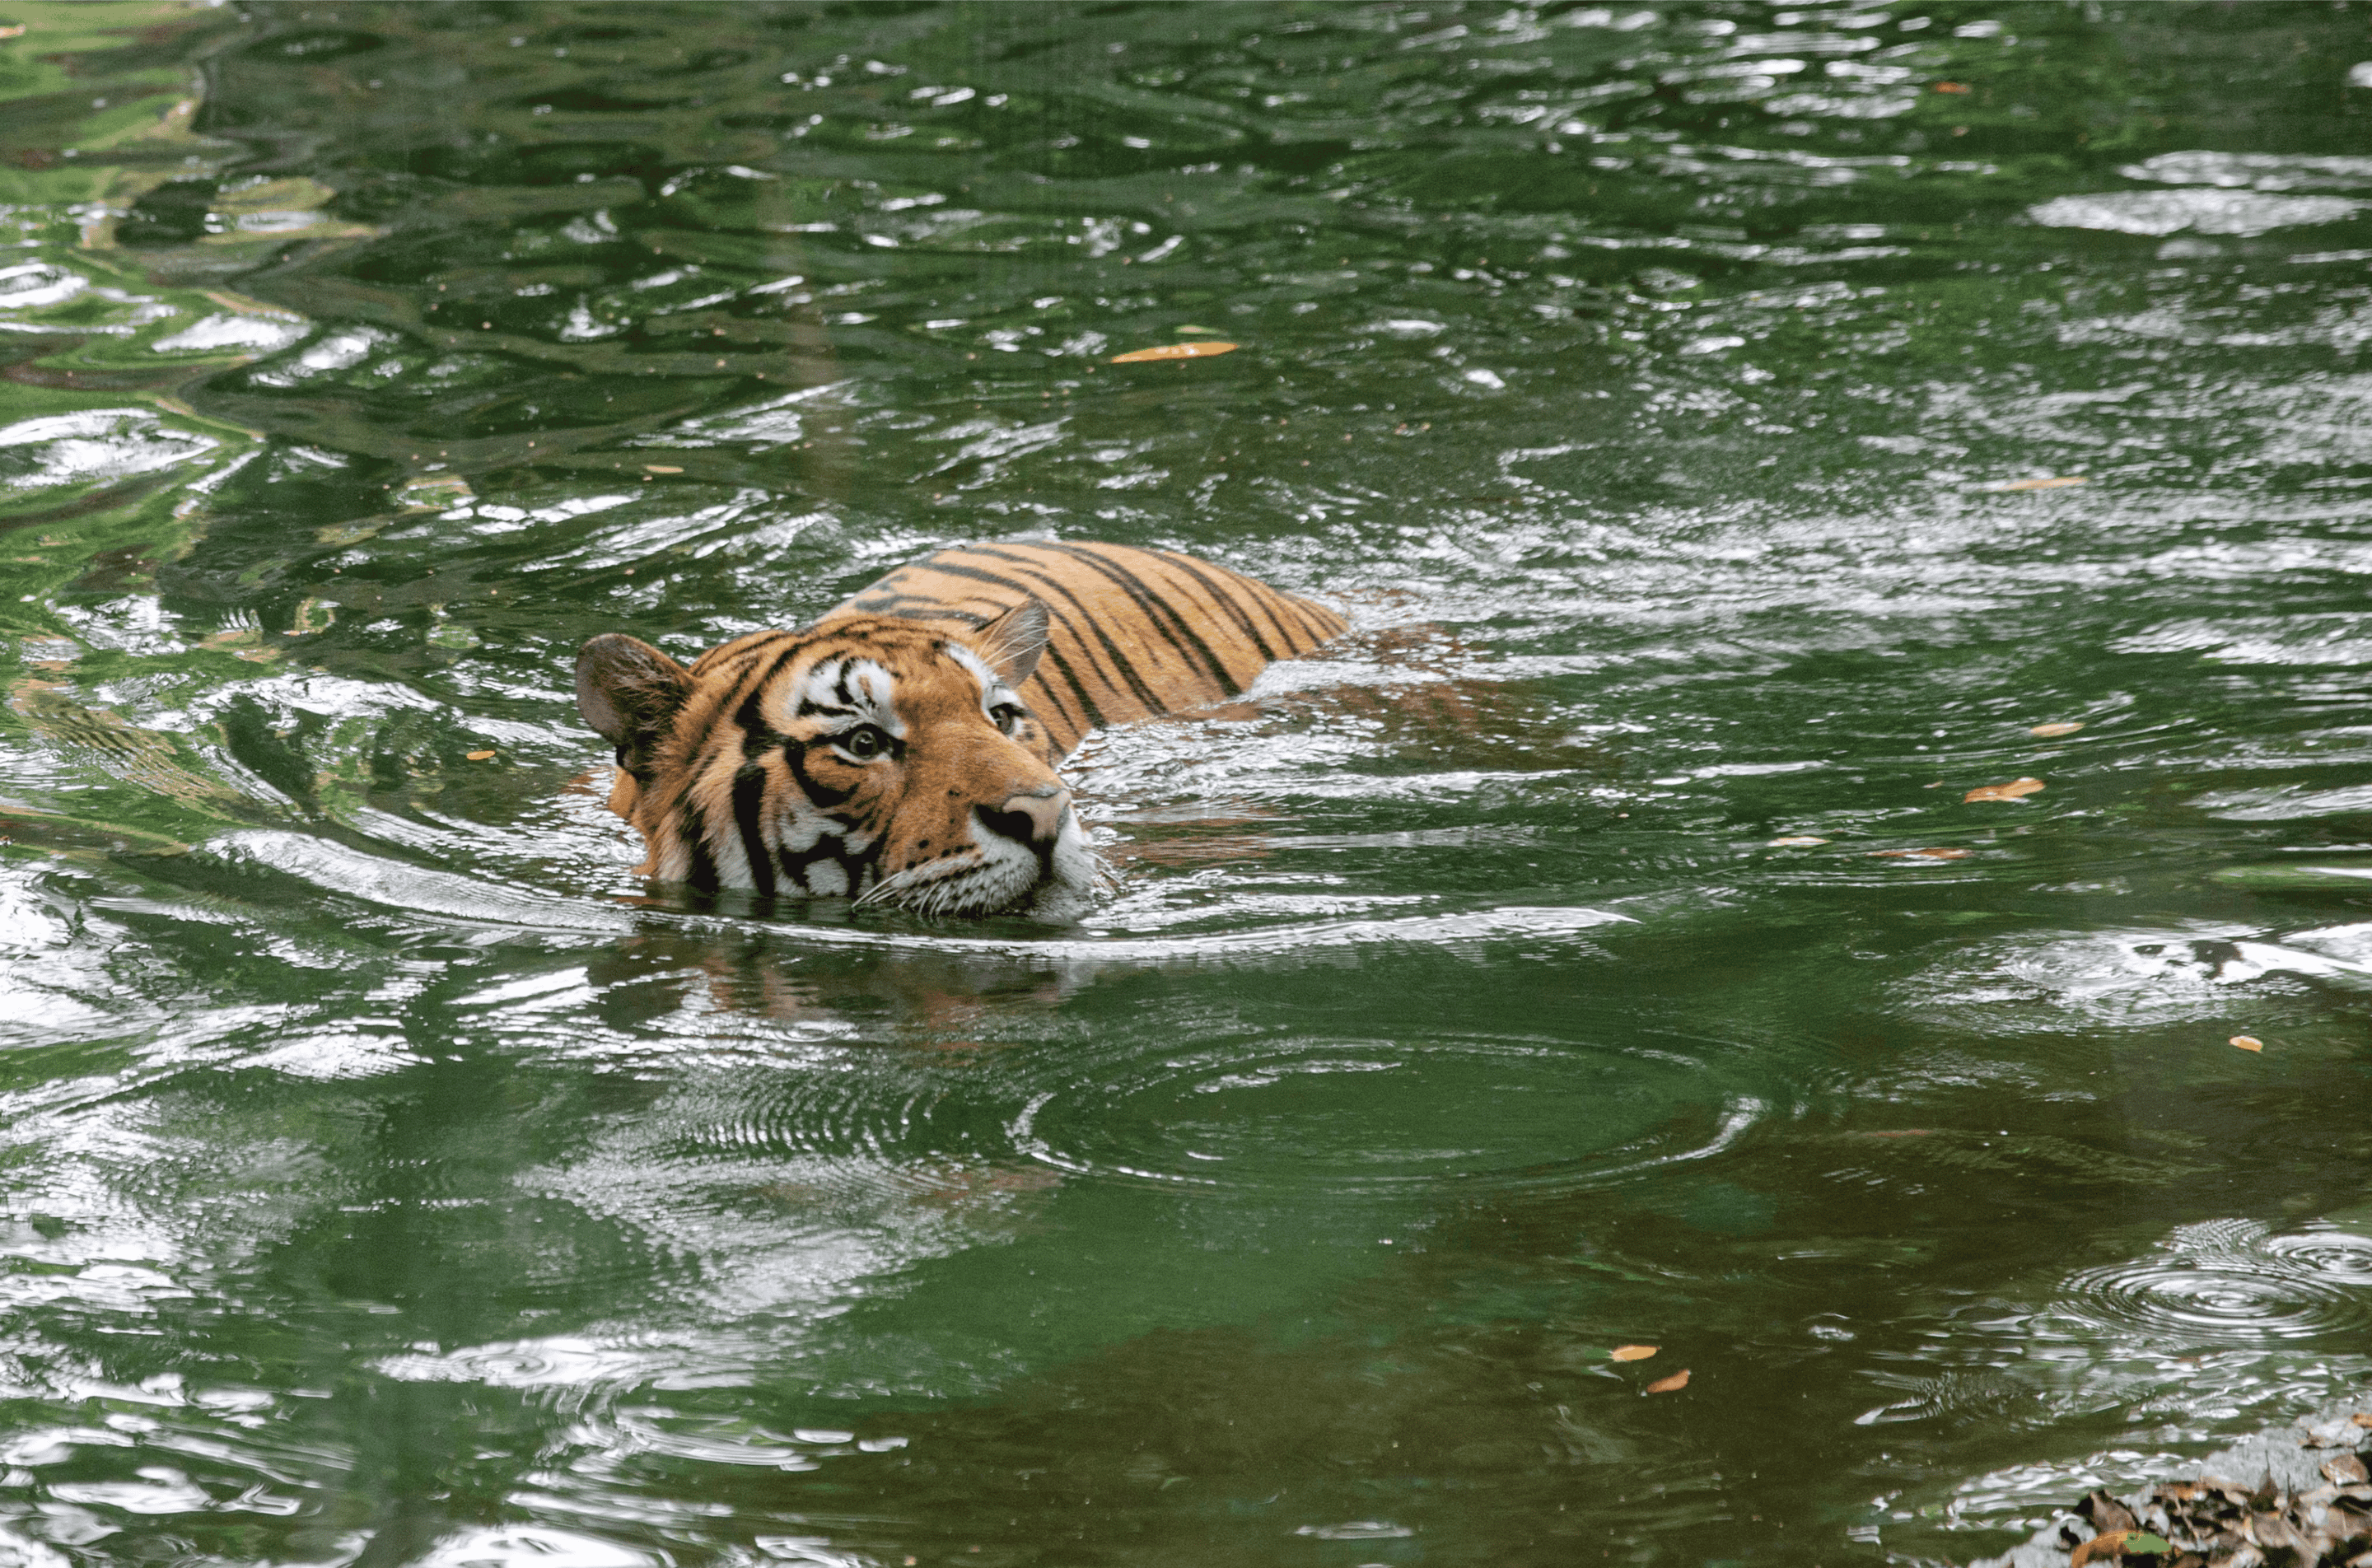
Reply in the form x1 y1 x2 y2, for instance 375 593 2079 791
978 786 1071 848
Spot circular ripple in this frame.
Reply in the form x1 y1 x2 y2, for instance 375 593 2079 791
2261 1225 2372 1284
1013 1034 1755 1196
2060 1261 2372 1343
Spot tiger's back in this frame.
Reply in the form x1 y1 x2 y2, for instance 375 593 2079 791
825 540 1347 760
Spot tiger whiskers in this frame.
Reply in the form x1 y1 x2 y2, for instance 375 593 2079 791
854 846 1111 920
853 859 1015 918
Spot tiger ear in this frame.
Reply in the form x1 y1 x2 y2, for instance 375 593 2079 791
576 633 693 766
971 597 1049 688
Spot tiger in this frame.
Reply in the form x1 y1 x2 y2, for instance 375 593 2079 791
574 539 1347 918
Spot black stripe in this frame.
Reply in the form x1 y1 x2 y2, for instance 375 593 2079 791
847 595 990 626
708 634 815 769
1137 548 1281 664
891 557 1042 601
1245 581 1323 654
960 544 1168 715
679 797 721 894
785 740 854 808
1044 543 1242 698
731 764 777 898
1034 636 1103 731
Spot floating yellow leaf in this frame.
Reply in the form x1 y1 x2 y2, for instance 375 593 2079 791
1645 1370 1690 1393
2030 721 2084 738
1769 835 1828 847
1932 81 1971 94
1609 1345 1658 1362
2071 1530 2168 1567
643 464 683 474
1111 341 1240 363
1871 847 1972 860
1964 777 2044 803
2230 1034 2263 1052
465 749 497 761
1174 324 1221 334
1990 476 2088 492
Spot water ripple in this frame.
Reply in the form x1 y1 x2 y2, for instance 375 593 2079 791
1013 1034 1758 1197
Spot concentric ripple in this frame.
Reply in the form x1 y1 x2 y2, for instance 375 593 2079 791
2058 1260 2372 1344
2261 1225 2372 1284
1012 1035 1757 1196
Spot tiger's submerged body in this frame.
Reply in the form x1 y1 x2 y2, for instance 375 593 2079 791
575 541 1346 918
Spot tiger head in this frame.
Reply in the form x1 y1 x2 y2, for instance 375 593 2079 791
574 600 1103 919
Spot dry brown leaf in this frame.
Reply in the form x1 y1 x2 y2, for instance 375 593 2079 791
2321 1454 2369 1486
2069 1530 2131 1568
2230 1035 2264 1053
1769 835 1829 847
642 464 683 474
1932 81 1972 94
1111 342 1240 363
1609 1345 1658 1362
1871 847 1973 860
2354 1412 2372 1428
1992 476 2088 492
1964 777 2045 803
1645 1370 1690 1393
2031 721 2085 737
465 750 496 762
0 25 27 37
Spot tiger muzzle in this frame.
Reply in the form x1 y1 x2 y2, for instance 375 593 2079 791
975 786 1072 860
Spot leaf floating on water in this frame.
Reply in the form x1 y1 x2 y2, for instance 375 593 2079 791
1111 342 1240 363
1964 777 2045 803
1645 1370 1690 1393
1769 835 1829 847
642 464 683 474
1609 1345 1658 1362
1870 847 1972 860
465 750 497 761
1174 324 1221 334
2030 721 2085 737
1989 475 2088 492
1932 81 1972 93
2230 1034 2263 1052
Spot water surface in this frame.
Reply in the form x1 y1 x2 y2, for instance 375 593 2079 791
5 2 2372 1563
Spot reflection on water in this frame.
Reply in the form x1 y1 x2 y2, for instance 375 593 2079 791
5 2 2372 1563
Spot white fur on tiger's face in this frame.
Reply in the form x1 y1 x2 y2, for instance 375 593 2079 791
575 541 1346 920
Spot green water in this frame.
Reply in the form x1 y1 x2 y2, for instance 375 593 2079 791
5 2 2372 1561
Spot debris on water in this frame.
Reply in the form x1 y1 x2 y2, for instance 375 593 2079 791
1966 777 2046 803
1769 835 1829 846
1975 1402 2372 1568
1609 1345 1658 1362
2031 1475 2372 1568
465 750 497 761
2031 722 2085 737
1110 342 1240 362
2229 1034 2263 1053
1645 1370 1690 1393
1871 847 1972 859
1990 476 2089 491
